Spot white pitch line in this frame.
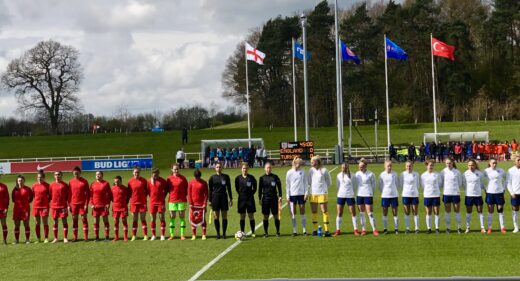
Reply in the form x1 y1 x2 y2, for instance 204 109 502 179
188 166 338 281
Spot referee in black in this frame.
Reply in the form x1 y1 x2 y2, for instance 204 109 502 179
235 163 257 237
208 162 233 239
258 162 282 238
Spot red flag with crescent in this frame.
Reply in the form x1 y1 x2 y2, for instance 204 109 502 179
432 38 455 61
190 205 205 227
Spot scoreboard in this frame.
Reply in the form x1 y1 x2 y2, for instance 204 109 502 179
279 141 314 160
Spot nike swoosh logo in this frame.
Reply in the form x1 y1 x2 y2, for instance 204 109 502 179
36 164 53 171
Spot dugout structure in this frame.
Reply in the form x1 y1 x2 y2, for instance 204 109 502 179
200 138 265 158
423 131 489 143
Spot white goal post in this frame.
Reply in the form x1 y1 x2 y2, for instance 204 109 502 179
423 131 489 143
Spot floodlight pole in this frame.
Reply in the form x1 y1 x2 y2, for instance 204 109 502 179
301 14 310 141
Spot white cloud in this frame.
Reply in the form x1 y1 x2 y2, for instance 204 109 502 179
0 0 358 117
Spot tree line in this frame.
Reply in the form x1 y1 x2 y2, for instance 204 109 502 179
222 0 519 127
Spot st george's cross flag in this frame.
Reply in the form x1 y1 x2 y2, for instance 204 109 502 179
245 42 266 65
432 37 456 61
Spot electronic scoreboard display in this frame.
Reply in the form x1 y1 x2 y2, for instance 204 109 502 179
279 141 314 160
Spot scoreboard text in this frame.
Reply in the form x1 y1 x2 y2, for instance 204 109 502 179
279 141 314 160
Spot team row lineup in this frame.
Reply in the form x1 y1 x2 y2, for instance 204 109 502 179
1 155 520 244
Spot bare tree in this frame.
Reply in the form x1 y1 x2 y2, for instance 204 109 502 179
1 40 83 134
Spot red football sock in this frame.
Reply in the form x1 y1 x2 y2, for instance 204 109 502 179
123 221 128 240
202 221 207 236
94 223 99 238
14 225 20 241
24 225 30 241
132 221 137 236
160 220 166 236
114 219 120 239
72 218 78 240
53 223 58 239
63 223 68 239
104 223 110 238
2 224 7 241
35 223 41 239
44 224 49 239
151 221 156 237
141 220 148 236
82 218 89 240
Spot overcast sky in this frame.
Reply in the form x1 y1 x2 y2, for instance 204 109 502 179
0 0 357 117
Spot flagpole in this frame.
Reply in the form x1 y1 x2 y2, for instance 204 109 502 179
301 14 309 141
244 43 252 148
349 102 352 157
384 34 391 150
339 36 344 161
292 38 298 142
430 33 438 143
334 0 343 163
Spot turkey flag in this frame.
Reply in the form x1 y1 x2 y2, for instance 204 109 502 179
432 37 456 61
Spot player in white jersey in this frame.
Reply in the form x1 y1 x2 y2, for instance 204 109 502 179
421 160 442 234
308 156 332 237
507 154 520 233
354 158 379 236
462 159 485 233
483 158 507 233
440 158 463 234
378 160 399 234
334 163 358 236
285 157 309 236
399 160 420 234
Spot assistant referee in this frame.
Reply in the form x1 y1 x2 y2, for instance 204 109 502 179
258 162 282 237
235 163 257 237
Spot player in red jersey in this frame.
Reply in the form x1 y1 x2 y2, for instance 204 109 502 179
112 176 130 241
128 167 148 241
188 169 209 240
166 164 188 240
49 171 71 243
69 166 90 242
32 170 50 243
90 171 112 241
0 179 9 244
12 175 34 244
148 168 168 241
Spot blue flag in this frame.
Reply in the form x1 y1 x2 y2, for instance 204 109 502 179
385 37 408 60
340 40 361 64
294 41 311 61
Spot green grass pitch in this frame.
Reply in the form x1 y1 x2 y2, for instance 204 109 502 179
1 122 520 280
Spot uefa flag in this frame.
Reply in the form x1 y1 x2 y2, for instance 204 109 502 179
385 37 408 60
294 41 311 61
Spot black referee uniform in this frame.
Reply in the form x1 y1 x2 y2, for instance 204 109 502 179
208 173 232 238
235 174 257 234
259 172 282 237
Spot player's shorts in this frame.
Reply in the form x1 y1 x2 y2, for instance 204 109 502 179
402 197 419 206
169 202 187 212
32 207 49 217
13 210 30 221
337 197 355 206
381 197 399 208
51 208 68 219
130 204 147 213
261 199 279 216
511 195 520 207
310 194 328 204
356 196 373 205
237 198 256 214
211 194 229 212
465 196 483 206
443 195 461 204
92 207 109 217
424 197 441 207
112 210 128 218
70 204 86 216
289 195 305 205
150 204 166 214
486 193 505 205
0 209 7 219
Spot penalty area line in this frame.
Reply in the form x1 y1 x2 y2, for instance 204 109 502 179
188 166 337 281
